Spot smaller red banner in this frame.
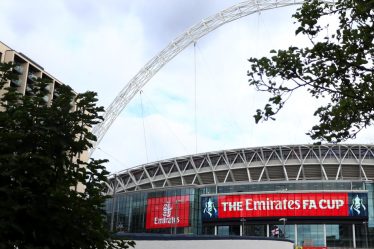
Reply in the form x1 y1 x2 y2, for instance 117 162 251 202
146 195 190 229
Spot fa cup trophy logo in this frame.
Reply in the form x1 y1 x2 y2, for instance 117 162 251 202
162 201 173 218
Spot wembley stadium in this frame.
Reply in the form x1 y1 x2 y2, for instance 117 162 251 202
104 144 374 248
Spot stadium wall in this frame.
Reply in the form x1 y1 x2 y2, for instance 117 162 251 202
105 144 374 248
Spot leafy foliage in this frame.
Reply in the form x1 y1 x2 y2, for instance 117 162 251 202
0 62 134 249
248 0 374 143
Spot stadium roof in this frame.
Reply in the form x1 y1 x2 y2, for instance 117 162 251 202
105 144 374 195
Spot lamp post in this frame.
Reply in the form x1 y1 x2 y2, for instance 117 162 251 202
240 218 246 236
279 218 287 238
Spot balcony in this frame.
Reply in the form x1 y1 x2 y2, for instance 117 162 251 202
13 64 23 74
27 73 37 82
44 84 51 91
25 85 33 95
42 95 49 103
10 78 22 87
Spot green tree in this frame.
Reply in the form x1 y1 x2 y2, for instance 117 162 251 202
0 62 134 249
248 0 374 143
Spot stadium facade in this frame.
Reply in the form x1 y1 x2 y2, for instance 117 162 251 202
105 144 374 248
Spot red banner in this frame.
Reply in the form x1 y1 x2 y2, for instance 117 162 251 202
146 195 190 229
206 193 352 219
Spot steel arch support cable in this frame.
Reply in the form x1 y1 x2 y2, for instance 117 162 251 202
90 0 334 156
139 90 149 163
194 41 198 154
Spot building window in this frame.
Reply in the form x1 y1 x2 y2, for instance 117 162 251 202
244 224 267 237
355 223 369 248
217 225 229 236
202 225 215 235
326 224 353 248
297 224 325 247
217 225 240 236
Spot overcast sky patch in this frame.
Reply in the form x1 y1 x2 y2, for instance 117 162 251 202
1 1 373 173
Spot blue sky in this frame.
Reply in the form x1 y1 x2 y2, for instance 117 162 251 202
1 0 374 173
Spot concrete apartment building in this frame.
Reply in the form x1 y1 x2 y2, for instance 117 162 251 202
0 41 64 103
0 41 87 192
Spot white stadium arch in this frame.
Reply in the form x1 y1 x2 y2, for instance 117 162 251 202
90 0 334 156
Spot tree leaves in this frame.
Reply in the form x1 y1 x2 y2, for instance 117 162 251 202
248 0 374 143
0 63 134 249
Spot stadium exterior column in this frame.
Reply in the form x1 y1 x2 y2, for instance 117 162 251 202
353 224 356 248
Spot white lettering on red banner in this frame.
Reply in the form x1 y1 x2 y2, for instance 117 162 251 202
202 192 368 219
146 195 190 229
218 193 348 218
